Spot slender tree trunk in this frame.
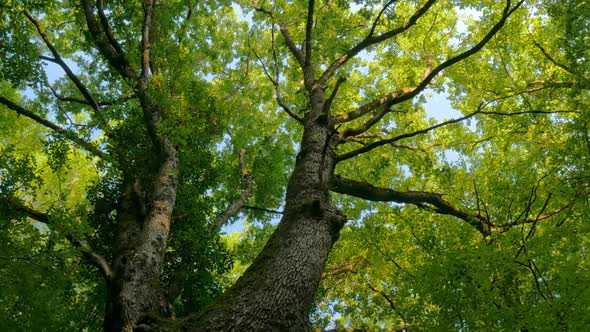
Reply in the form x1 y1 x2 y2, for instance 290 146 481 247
104 140 179 332
184 111 346 330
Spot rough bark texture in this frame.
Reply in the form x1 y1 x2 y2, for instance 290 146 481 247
104 139 179 332
182 94 346 330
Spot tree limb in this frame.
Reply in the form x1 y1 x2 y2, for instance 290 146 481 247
367 0 398 39
530 37 573 74
46 79 136 107
140 0 154 83
242 205 283 215
337 104 483 162
96 0 125 57
333 0 524 125
330 175 572 236
323 77 346 115
280 26 305 67
214 149 254 231
318 0 437 87
330 174 483 231
0 96 108 160
4 197 113 281
321 255 365 279
304 0 315 66
250 25 303 123
81 0 138 81
337 102 574 163
366 280 408 324
23 10 102 116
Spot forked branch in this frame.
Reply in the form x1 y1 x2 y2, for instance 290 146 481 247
81 0 137 81
333 0 524 125
23 10 102 115
250 25 303 123
318 0 437 87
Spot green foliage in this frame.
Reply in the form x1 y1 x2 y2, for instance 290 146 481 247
2 0 590 330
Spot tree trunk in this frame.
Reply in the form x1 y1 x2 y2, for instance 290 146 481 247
183 116 345 330
104 141 179 332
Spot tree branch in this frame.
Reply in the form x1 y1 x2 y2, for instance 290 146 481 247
333 0 524 125
0 96 108 160
280 26 305 67
330 174 483 231
337 100 574 163
337 104 483 162
318 0 437 87
530 37 573 74
4 197 113 281
331 175 572 236
81 0 137 81
366 281 408 324
23 10 102 115
321 255 365 279
304 0 314 66
46 79 136 107
214 149 254 231
242 205 283 215
250 25 303 123
367 0 398 39
140 0 154 83
96 0 125 57
323 77 346 115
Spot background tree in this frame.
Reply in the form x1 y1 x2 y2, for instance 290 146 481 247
1 0 589 331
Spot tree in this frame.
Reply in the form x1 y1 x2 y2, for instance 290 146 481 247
1 0 588 331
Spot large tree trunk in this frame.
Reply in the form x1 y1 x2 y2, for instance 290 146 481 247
183 110 345 330
104 141 179 332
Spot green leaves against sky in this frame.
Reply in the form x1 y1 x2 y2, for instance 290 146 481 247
1 0 589 330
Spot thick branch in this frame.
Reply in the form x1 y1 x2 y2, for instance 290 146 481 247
23 10 101 113
333 0 524 125
96 0 125 57
330 174 481 229
81 0 137 81
304 0 314 65
5 197 113 281
318 0 437 87
331 175 571 236
140 0 154 83
0 96 107 160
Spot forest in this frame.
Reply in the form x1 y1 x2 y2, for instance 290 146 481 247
1 0 589 331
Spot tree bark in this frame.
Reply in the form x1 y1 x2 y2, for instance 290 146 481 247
104 140 179 332
183 102 345 330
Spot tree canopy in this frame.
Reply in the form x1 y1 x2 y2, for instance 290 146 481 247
1 0 589 331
